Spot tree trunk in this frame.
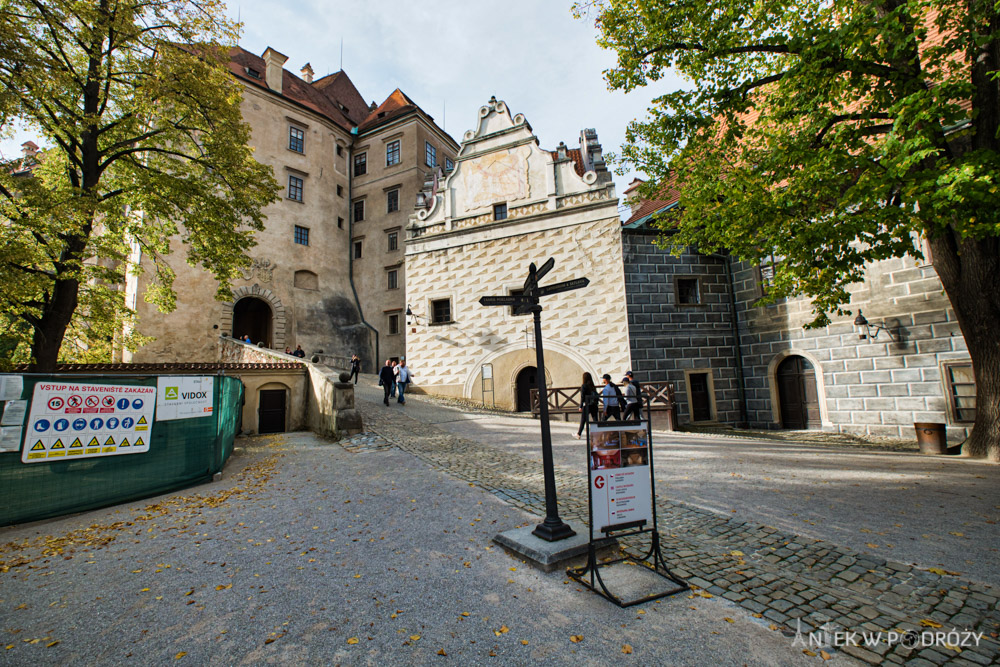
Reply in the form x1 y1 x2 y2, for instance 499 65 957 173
28 277 81 373
929 233 1000 461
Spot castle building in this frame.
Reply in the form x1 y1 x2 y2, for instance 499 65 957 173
404 98 629 410
125 46 457 369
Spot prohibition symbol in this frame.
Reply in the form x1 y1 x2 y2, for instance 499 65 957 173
85 395 100 408
67 395 82 408
102 396 115 408
47 396 65 411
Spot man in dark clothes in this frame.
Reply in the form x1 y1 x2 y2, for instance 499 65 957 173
377 359 395 406
349 354 361 384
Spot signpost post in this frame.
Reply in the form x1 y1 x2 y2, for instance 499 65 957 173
479 258 589 542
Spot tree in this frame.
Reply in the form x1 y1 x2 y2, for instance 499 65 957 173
0 0 280 372
579 0 1000 460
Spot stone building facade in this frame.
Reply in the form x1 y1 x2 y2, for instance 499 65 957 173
126 46 456 371
621 183 975 442
404 98 629 410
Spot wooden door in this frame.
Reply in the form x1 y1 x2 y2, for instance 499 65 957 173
258 389 286 434
688 372 712 421
515 367 537 412
777 356 820 429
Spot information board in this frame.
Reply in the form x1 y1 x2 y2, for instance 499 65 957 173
22 382 156 463
588 422 653 536
155 376 214 421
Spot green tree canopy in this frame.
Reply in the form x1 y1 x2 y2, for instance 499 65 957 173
0 0 280 371
580 0 1000 459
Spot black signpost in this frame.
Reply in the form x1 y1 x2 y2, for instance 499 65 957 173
478 258 588 542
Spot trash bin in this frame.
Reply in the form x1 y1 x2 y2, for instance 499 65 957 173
914 422 947 455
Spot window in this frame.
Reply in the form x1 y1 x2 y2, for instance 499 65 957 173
388 313 400 336
287 175 303 202
337 184 344 197
493 203 507 221
675 277 700 305
445 157 454 171
294 225 309 245
336 145 343 157
386 140 400 166
943 362 976 423
387 269 398 290
353 199 365 222
425 142 436 167
337 217 344 229
354 152 367 176
387 189 399 213
245 67 260 79
289 126 304 153
387 231 398 252
756 261 776 298
431 298 451 324
353 240 363 259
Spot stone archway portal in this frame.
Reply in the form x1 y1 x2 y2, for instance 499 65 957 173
233 297 273 347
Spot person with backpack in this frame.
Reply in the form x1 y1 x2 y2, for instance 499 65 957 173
575 372 599 439
622 375 642 421
600 374 622 421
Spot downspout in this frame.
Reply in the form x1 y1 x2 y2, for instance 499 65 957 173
720 254 749 427
347 127 379 370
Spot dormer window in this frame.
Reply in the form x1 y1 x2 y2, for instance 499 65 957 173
245 67 261 79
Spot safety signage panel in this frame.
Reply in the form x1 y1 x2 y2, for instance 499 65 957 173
155 376 214 421
22 382 156 463
588 422 653 537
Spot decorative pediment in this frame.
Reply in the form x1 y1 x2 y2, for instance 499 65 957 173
462 96 531 145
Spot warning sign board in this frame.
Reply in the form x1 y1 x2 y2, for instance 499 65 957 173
22 382 156 463
156 377 214 421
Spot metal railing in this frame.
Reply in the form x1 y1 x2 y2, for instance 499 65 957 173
531 381 676 415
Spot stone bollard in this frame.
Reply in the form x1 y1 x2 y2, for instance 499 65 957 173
334 372 363 437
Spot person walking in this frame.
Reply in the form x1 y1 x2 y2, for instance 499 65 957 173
389 360 399 397
600 373 623 421
575 372 599 439
349 354 361 384
622 375 642 421
377 359 395 406
396 360 413 404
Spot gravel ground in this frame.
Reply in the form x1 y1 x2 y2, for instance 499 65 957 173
0 431 848 666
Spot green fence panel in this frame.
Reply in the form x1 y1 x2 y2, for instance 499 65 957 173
0 374 244 526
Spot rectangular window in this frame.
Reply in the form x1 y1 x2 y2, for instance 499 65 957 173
336 145 343 157
445 157 454 171
493 203 507 221
337 184 344 197
675 277 700 305
425 142 436 167
354 152 367 176
387 231 398 251
353 240 363 259
289 126 304 153
287 175 303 202
757 262 775 298
386 140 400 166
388 313 400 336
353 199 365 222
431 298 451 324
387 189 399 213
387 269 398 290
944 362 976 423
337 217 344 229
294 225 309 246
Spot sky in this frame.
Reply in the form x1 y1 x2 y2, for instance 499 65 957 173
2 0 688 216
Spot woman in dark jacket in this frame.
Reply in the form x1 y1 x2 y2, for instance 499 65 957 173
575 372 599 439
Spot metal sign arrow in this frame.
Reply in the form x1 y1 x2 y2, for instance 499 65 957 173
523 257 556 293
479 295 534 307
537 277 590 297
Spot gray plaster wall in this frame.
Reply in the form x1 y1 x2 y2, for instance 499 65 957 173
622 229 743 425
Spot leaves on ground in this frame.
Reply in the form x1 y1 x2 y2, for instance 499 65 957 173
347 637 359 645
570 635 583 643
622 644 633 654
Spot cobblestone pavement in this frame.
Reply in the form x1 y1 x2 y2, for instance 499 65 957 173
355 379 1000 666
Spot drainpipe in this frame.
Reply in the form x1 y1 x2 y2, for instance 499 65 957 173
347 129 379 371
719 253 749 427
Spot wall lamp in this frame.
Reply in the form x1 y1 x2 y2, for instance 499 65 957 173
854 310 897 341
405 304 424 326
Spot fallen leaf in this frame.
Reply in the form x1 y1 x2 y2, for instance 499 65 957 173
461 612 470 617
264 638 275 645
410 635 421 641
175 652 187 659
521 639 529 645
570 635 583 643
46 641 60 648
820 650 832 660
437 648 447 656
215 584 231 591
949 532 964 537
347 637 359 645
730 550 744 557
723 617 734 623
803 649 817 657
920 619 943 628
622 644 633 654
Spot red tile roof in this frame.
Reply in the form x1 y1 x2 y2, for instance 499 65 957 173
549 148 587 176
360 88 417 131
623 171 682 226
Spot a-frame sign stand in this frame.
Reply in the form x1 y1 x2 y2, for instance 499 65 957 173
566 394 689 606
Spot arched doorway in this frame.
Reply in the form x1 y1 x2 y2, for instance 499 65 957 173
514 366 537 412
776 356 820 429
232 297 273 346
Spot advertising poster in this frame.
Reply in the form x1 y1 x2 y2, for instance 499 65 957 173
588 422 653 537
22 382 156 463
155 376 214 421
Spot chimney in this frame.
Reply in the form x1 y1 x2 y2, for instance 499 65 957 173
261 47 288 95
300 62 314 84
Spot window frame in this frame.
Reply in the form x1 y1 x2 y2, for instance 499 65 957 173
493 203 508 221
386 140 401 166
445 157 454 171
674 276 702 306
353 152 367 176
424 142 436 168
353 199 365 222
293 225 309 246
288 126 304 153
941 361 976 424
287 174 303 202
387 268 399 290
387 231 398 252
353 240 363 259
387 312 401 336
387 188 399 213
430 298 452 325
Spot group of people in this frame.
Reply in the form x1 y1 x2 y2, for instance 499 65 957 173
377 358 413 405
282 345 306 358
575 370 643 438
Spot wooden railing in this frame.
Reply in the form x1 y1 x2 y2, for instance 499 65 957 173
531 381 676 416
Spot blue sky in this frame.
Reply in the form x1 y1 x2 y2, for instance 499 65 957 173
2 0 686 212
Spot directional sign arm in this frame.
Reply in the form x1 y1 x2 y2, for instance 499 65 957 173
536 277 590 297
479 295 534 307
